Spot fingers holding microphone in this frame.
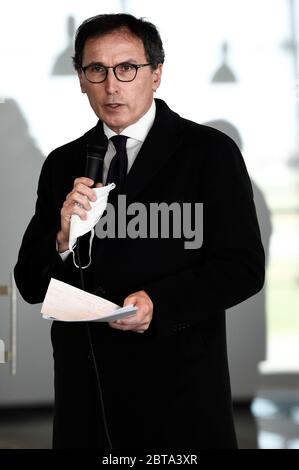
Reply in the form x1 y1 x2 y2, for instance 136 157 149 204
56 177 103 252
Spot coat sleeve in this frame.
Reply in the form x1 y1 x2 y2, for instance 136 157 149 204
14 153 71 304
144 133 265 336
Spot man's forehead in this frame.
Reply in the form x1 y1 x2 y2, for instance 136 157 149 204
84 29 145 55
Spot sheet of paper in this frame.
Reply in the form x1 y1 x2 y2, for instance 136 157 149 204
41 278 137 322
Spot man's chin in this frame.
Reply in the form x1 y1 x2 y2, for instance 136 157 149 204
101 115 129 133
105 121 126 133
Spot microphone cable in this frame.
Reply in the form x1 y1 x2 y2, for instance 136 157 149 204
76 238 113 450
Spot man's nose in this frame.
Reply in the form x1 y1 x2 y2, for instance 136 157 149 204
104 68 119 94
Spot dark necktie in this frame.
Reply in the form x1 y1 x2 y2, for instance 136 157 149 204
106 135 128 193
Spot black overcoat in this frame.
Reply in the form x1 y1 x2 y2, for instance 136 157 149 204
14 99 265 449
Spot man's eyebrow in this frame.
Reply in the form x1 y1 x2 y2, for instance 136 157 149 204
119 59 138 64
84 61 105 67
84 59 139 67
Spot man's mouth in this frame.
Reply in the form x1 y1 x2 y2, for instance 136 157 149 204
105 103 124 109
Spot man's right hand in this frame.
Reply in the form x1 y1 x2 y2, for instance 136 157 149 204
56 177 102 253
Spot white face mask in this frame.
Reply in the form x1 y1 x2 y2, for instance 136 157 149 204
69 183 115 268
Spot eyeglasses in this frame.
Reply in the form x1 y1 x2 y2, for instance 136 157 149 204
81 62 151 83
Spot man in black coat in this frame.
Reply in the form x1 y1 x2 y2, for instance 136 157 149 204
14 13 265 450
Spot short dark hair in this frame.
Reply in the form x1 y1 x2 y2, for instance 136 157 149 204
73 13 165 71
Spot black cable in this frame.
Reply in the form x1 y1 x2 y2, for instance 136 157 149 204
76 237 113 450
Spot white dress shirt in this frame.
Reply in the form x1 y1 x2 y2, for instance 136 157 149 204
102 99 156 182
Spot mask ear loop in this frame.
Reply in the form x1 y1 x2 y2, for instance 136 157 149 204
71 228 95 269
69 183 116 269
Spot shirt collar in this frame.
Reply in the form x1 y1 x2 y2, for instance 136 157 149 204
103 100 156 142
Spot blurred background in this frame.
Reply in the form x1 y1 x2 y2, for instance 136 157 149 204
0 0 298 449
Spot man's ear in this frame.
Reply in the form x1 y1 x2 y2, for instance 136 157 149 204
152 63 163 92
78 71 86 93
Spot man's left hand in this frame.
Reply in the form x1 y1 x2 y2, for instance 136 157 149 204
108 290 153 334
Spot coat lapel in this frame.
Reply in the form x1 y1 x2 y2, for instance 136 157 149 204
124 99 183 203
89 99 183 202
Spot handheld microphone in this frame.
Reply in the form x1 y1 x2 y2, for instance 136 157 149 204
85 140 108 186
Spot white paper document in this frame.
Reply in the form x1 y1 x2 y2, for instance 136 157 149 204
41 278 137 322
